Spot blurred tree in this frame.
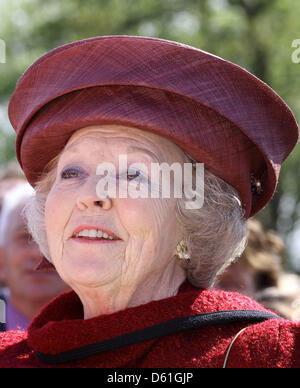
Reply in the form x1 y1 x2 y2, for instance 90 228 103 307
0 0 299 267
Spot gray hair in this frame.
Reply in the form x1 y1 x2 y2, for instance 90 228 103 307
177 153 248 288
23 151 248 289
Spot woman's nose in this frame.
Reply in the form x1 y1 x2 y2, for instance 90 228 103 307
77 195 112 211
76 181 112 211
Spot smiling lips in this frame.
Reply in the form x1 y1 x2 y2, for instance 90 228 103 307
71 225 122 242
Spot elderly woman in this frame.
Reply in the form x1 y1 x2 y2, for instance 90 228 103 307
0 36 299 368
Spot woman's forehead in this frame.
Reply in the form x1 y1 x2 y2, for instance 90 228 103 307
66 125 158 150
63 125 185 162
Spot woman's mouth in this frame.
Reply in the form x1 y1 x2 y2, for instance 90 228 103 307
71 228 122 243
71 237 121 244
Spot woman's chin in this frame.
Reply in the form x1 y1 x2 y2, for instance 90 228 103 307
60 255 120 288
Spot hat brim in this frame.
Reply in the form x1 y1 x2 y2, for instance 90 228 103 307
21 85 274 218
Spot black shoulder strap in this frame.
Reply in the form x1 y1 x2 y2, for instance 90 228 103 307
35 309 281 365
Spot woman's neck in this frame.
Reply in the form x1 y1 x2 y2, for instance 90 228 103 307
73 264 186 320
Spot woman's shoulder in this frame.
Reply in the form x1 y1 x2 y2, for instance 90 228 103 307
189 285 272 313
0 330 27 349
174 284 300 367
0 330 34 368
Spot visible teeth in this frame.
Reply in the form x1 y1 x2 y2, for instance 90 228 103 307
88 230 97 238
75 229 116 240
79 229 90 237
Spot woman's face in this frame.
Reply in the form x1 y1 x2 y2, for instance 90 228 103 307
45 125 186 293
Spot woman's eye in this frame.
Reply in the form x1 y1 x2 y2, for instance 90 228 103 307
117 170 147 182
61 168 83 180
127 171 141 181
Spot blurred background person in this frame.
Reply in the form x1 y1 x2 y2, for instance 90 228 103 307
0 183 69 331
0 162 26 289
0 161 25 213
215 219 300 320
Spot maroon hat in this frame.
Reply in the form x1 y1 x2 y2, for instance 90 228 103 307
8 36 299 219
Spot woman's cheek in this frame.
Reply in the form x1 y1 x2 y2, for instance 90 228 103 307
45 191 60 230
117 197 157 232
117 197 170 238
45 190 71 256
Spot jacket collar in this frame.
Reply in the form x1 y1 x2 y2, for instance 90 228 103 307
27 281 202 366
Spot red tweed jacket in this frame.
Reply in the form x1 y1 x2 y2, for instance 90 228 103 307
0 281 299 368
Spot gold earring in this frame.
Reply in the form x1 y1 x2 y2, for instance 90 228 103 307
175 240 190 260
